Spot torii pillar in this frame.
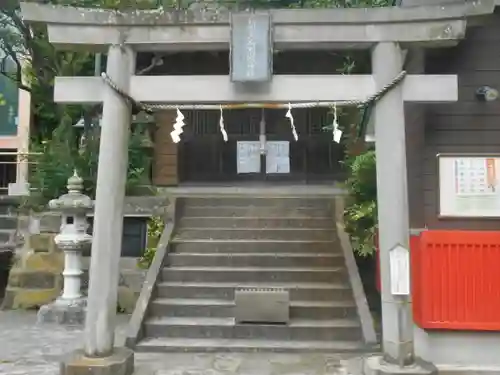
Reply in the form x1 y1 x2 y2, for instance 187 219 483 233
84 45 135 357
366 41 425 374
63 45 136 374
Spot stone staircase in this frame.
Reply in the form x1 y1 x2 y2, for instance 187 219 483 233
0 198 18 244
134 197 373 353
0 197 19 302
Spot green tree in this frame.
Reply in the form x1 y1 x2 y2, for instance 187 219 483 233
0 0 161 139
26 116 153 208
343 150 378 256
0 0 95 138
0 0 158 205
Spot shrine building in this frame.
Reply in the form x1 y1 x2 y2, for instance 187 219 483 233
148 53 347 186
16 0 500 374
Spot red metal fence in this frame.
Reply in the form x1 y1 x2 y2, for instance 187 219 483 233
376 230 500 331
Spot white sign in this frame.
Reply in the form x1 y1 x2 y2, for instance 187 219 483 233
29 217 41 235
266 141 290 174
439 155 500 217
237 141 261 174
389 244 410 296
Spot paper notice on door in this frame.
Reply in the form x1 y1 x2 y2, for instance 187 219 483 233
266 141 290 174
237 141 261 174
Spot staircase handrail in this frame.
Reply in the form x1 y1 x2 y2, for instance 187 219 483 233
334 196 378 346
125 197 177 348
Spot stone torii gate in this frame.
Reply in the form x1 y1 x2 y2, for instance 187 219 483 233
19 1 495 375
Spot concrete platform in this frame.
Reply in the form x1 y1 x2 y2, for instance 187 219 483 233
160 183 346 198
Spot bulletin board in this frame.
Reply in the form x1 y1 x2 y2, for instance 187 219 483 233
438 154 500 218
237 141 260 174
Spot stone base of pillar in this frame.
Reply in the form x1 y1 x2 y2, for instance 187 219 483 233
60 347 134 375
37 297 87 325
364 356 437 375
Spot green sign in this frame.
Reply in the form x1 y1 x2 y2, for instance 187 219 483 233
0 58 19 136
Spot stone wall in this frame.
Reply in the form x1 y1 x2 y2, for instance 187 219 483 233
0 197 22 301
2 196 169 312
2 212 62 309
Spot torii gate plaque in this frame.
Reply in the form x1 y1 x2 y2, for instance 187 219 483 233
19 2 496 375
230 13 273 83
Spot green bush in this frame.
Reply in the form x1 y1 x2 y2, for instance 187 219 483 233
137 216 165 269
26 114 153 210
343 149 378 256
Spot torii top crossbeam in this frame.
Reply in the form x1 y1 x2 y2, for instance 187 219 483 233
20 1 496 51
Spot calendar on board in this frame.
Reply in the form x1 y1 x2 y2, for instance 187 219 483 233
439 155 500 217
454 157 496 196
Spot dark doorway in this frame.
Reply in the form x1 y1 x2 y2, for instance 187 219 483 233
178 108 345 183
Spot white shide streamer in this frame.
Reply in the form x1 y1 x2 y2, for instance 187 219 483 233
170 108 185 144
332 103 342 143
219 105 228 142
285 103 299 141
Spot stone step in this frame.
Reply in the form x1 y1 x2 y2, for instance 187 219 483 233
182 198 332 209
182 206 331 218
167 253 345 268
156 281 354 301
135 337 370 353
174 228 335 241
171 240 339 254
143 317 363 341
178 217 334 229
149 298 358 320
161 267 347 284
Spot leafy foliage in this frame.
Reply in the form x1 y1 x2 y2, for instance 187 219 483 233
138 216 165 269
343 150 378 256
0 0 163 140
0 0 95 138
1 0 159 204
26 117 153 209
25 114 76 209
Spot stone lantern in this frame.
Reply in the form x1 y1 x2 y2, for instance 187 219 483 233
37 171 93 325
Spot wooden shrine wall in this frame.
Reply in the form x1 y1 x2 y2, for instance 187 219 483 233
174 107 344 183
144 51 361 185
422 11 500 230
376 11 500 333
153 111 178 186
